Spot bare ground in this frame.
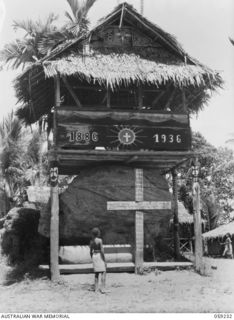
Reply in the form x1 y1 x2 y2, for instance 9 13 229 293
0 257 234 313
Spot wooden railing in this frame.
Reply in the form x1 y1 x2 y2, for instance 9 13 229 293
165 237 193 254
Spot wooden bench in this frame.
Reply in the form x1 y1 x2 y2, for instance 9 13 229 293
59 244 133 265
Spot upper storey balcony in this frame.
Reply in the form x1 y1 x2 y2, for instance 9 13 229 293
14 3 222 173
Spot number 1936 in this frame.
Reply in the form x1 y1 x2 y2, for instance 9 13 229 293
153 134 182 144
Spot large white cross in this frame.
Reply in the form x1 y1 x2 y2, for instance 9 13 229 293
107 168 171 273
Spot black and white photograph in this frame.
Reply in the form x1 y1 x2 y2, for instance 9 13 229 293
0 0 233 315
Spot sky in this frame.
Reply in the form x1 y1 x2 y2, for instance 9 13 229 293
0 0 234 148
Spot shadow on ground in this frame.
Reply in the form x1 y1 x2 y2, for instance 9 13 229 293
3 263 50 286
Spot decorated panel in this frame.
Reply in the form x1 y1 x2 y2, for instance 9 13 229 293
94 26 153 47
55 108 191 151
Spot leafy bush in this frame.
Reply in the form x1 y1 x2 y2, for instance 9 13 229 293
1 207 44 265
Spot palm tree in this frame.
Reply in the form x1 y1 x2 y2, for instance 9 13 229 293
0 14 58 69
226 38 234 146
24 129 49 187
0 112 25 209
38 0 97 57
0 0 96 190
64 0 96 36
0 0 96 70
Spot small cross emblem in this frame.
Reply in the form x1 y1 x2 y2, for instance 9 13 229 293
118 128 135 145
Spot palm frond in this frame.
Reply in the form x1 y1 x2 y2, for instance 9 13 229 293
83 0 96 17
13 14 58 37
66 0 82 21
65 0 96 33
229 37 234 46
13 19 35 36
5 166 24 176
0 38 37 69
65 22 81 37
37 31 68 56
65 11 75 23
1 15 59 69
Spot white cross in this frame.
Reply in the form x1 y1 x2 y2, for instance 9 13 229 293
107 168 171 272
123 132 132 143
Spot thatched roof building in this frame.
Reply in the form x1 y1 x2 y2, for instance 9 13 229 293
14 2 223 125
170 201 205 224
177 202 193 224
202 221 234 240
169 201 193 224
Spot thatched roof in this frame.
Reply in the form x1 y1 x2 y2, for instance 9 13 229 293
43 53 219 89
170 201 206 224
177 202 194 224
202 221 234 240
170 201 193 224
14 2 223 125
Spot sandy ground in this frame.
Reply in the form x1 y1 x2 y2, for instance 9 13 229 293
0 257 234 313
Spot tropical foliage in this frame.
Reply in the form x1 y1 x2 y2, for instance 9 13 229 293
178 132 234 229
0 0 96 70
0 0 97 210
64 0 96 36
0 112 25 206
0 111 49 210
0 14 58 69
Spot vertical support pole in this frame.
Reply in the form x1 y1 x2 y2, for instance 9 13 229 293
50 74 61 282
181 89 187 113
107 85 111 109
172 169 180 260
138 85 143 109
50 167 60 282
192 158 203 273
135 168 144 273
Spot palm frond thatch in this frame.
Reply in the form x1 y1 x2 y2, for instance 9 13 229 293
13 2 223 125
202 221 234 239
43 52 222 90
170 201 205 224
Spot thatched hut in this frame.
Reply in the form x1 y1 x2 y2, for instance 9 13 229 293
170 201 205 227
202 222 234 256
167 201 206 253
12 3 223 273
15 2 222 126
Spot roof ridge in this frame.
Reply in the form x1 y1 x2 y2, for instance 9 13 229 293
38 2 190 63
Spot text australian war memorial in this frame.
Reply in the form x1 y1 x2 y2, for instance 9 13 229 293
14 3 222 279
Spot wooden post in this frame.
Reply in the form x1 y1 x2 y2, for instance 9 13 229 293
172 169 180 260
192 158 203 273
138 85 143 109
135 168 144 273
181 89 187 113
62 77 82 108
50 74 61 282
107 85 111 108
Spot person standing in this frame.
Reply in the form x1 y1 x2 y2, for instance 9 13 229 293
90 227 107 293
222 233 233 259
